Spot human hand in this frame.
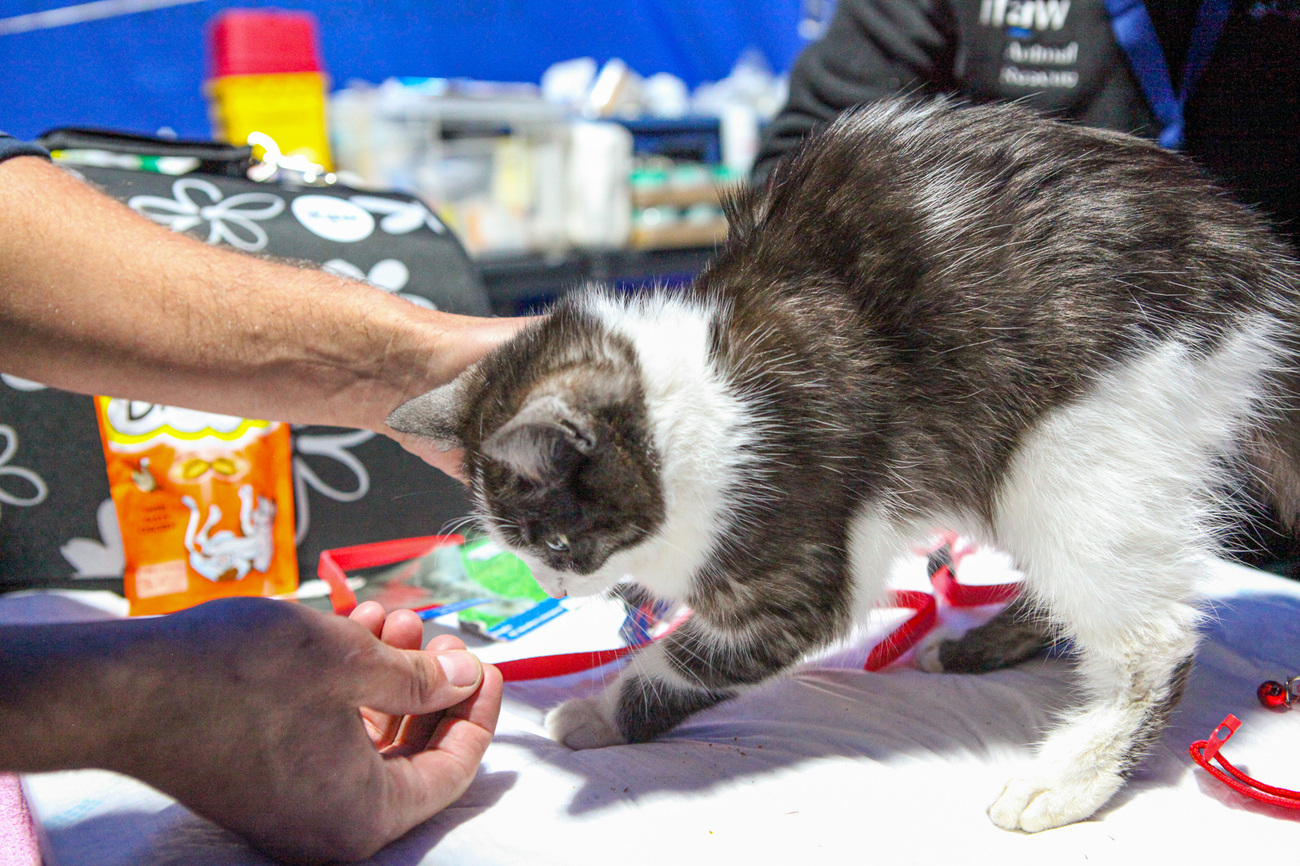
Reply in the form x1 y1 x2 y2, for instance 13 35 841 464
108 597 502 863
385 314 534 480
347 601 495 756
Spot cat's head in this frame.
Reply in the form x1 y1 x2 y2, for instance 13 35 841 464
388 303 666 598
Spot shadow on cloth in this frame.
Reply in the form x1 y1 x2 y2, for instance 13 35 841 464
496 591 1300 820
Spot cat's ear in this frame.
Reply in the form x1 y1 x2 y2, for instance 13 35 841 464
482 394 596 482
386 374 471 449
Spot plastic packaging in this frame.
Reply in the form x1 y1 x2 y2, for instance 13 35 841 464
95 398 298 615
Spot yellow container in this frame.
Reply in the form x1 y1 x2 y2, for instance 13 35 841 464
208 71 333 169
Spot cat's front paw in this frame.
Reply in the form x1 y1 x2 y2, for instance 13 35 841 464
987 771 1123 832
545 698 626 750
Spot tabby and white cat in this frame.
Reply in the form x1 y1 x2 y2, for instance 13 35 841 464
389 98 1300 831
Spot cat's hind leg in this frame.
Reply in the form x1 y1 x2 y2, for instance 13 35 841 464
983 515 1203 832
986 515 1202 832
980 332 1264 830
916 594 1055 673
986 480 1207 826
982 604 1196 832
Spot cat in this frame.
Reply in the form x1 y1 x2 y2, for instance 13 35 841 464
388 97 1300 832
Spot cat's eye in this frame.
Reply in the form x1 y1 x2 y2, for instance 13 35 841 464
545 534 570 552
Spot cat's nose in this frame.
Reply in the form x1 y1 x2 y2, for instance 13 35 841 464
537 578 568 599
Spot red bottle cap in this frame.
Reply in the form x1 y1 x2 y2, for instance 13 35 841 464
209 9 322 78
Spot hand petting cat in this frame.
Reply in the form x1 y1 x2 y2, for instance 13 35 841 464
0 154 529 469
384 313 533 480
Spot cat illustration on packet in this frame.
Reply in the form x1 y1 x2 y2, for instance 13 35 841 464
181 484 277 582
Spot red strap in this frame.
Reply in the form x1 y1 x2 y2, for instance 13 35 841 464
862 563 1021 672
1190 714 1300 809
494 611 691 682
863 590 937 672
318 535 464 615
318 536 1020 681
930 562 1021 607
496 572 1005 681
496 646 642 681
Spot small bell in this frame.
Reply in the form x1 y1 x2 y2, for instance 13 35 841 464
1258 680 1290 709
1256 675 1299 710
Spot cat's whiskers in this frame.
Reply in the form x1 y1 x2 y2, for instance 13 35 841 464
438 514 483 537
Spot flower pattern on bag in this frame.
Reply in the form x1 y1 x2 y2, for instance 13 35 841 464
0 424 48 524
128 178 286 252
60 498 125 578
291 428 376 545
1 374 46 392
349 196 446 234
322 258 435 310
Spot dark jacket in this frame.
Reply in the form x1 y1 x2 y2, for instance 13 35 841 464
756 0 1299 244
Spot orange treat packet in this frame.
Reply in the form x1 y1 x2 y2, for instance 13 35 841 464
94 397 298 615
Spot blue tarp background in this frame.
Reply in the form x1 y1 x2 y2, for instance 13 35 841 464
0 0 808 140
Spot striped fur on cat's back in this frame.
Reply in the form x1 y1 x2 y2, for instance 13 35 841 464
388 98 1300 832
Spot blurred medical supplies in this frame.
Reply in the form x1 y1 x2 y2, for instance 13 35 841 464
207 9 333 170
331 78 573 254
566 121 633 247
95 399 298 616
329 52 786 256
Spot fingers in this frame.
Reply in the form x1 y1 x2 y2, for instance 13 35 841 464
381 663 505 824
425 633 467 653
355 638 485 718
352 605 458 746
349 604 459 654
379 634 478 755
348 601 385 637
417 663 504 786
380 609 424 650
438 662 503 736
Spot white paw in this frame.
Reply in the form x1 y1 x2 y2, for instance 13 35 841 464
987 771 1122 832
915 625 958 673
544 698 626 750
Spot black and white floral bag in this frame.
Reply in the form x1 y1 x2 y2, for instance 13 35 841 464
0 139 490 593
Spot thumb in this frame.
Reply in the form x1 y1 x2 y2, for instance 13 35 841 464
355 641 485 717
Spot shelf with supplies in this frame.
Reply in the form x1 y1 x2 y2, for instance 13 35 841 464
330 80 746 258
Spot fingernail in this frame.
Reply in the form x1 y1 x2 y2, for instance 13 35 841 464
437 650 482 687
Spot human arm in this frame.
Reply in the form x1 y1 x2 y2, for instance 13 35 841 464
0 598 503 863
0 154 523 473
753 0 959 183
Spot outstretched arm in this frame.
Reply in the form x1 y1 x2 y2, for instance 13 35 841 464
0 155 522 456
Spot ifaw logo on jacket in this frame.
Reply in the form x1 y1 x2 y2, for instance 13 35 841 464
979 0 1072 31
